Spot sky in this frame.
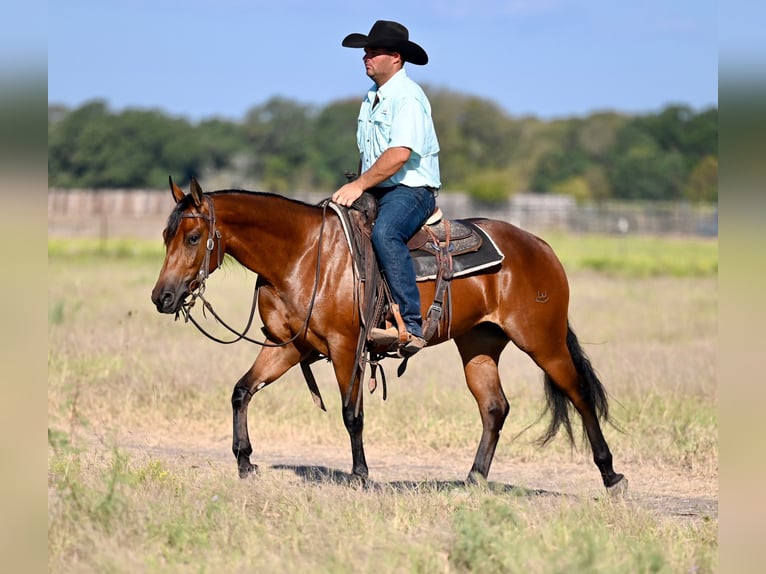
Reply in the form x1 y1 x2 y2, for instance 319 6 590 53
45 0 721 122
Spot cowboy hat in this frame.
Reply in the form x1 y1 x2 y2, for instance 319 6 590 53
342 20 428 65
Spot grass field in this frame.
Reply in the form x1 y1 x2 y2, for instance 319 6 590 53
48 234 717 573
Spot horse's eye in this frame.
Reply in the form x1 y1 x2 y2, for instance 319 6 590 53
187 234 201 246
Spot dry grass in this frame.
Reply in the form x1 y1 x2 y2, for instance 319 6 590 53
48 240 717 572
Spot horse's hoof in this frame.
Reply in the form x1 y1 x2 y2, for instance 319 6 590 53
238 461 259 479
350 473 368 488
606 475 628 497
465 471 488 486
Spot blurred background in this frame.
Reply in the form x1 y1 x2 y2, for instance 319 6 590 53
46 1 719 240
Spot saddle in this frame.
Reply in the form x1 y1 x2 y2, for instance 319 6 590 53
407 212 483 256
338 191 502 348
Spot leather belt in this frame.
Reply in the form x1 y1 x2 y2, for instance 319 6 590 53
370 184 439 197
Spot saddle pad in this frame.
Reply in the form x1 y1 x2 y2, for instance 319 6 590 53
327 203 505 283
412 219 505 282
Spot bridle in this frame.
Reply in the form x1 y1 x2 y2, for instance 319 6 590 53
179 194 222 295
173 195 330 348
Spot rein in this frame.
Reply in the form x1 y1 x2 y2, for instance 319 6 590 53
174 196 331 348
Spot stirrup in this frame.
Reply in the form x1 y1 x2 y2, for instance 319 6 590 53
368 326 400 347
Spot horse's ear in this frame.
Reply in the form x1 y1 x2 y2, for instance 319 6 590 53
169 175 185 204
189 177 204 207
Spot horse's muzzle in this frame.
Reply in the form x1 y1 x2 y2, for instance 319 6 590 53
151 283 189 314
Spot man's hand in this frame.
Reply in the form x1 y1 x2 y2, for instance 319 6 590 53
333 147 410 206
332 180 365 207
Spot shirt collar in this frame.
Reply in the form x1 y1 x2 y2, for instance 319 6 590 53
369 67 408 104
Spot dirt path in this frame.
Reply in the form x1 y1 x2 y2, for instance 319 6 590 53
111 432 717 523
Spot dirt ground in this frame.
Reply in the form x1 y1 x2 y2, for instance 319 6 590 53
111 429 717 524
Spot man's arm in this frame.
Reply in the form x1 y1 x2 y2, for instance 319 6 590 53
332 147 411 206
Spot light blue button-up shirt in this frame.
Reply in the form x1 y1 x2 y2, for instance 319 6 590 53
356 68 441 189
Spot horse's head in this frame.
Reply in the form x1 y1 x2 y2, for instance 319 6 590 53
151 177 222 314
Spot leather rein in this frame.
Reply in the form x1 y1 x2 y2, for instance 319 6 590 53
174 195 330 348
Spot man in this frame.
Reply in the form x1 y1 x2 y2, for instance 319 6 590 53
332 20 441 357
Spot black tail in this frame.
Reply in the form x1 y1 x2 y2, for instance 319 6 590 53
539 323 610 446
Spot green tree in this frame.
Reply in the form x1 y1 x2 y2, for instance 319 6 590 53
429 89 517 190
684 108 718 167
196 118 247 171
608 109 706 201
529 119 590 193
610 131 686 200
48 101 205 188
308 98 360 190
552 175 591 203
576 112 625 159
243 97 315 190
530 147 589 192
465 169 520 202
619 104 717 180
48 100 110 187
47 97 717 202
685 155 718 203
582 164 612 201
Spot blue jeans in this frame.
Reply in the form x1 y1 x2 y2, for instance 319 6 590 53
370 185 436 338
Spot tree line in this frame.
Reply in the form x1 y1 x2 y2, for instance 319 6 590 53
48 89 717 203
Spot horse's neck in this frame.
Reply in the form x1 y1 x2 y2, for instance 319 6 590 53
214 193 322 280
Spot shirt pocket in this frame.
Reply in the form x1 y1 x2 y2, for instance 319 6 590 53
371 112 393 153
357 108 393 155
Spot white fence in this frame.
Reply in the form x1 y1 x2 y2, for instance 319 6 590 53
47 189 717 240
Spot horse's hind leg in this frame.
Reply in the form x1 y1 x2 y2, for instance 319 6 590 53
454 324 510 483
231 344 302 478
532 325 626 492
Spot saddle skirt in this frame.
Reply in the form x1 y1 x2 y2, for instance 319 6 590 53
407 218 505 281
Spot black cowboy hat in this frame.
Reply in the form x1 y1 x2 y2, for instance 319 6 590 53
342 20 428 65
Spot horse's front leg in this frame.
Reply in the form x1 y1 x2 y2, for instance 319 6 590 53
342 394 368 480
231 376 256 478
332 348 368 480
232 343 301 478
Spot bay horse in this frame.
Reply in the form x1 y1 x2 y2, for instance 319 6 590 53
151 177 626 493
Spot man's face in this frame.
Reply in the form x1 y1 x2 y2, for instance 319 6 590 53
362 47 401 85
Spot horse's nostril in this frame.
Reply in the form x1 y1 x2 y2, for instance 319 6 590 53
161 291 174 307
